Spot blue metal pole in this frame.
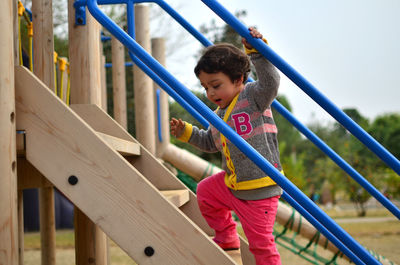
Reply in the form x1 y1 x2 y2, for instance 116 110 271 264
154 0 213 47
86 2 380 264
105 62 134 68
280 192 364 264
127 0 135 39
201 0 400 177
273 101 400 219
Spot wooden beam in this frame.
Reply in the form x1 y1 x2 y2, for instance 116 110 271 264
111 37 127 129
97 132 140 156
133 5 156 155
17 157 52 190
16 132 25 156
160 190 189 208
15 66 236 265
68 0 108 262
31 0 57 262
0 0 18 263
70 103 260 263
151 38 169 158
70 103 215 235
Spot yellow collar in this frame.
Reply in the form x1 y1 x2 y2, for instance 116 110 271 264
215 94 240 122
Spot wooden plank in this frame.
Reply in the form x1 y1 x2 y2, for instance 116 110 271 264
16 132 25 156
17 157 52 190
69 103 261 263
70 103 215 235
68 0 107 262
240 237 256 265
133 5 156 155
0 0 18 263
18 190 24 265
151 37 169 159
32 0 57 262
226 250 243 265
15 66 236 265
97 132 140 156
111 37 127 129
160 190 189 208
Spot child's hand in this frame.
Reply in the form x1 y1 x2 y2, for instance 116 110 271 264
170 118 185 137
242 27 263 50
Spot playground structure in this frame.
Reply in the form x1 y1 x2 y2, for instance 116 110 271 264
1 0 400 265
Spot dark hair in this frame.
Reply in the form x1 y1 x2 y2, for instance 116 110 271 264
194 43 250 83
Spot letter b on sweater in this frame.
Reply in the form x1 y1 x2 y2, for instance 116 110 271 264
232 112 252 136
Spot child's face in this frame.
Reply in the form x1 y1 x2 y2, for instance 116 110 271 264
198 71 244 109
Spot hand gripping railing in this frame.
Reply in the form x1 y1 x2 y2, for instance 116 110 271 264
86 1 382 264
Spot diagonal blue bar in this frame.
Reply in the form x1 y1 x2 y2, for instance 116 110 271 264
280 191 364 264
86 1 380 264
272 100 400 219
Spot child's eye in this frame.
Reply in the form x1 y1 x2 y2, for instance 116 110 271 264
213 84 221 89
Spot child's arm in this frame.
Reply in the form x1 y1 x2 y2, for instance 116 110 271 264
170 118 218 153
242 28 280 111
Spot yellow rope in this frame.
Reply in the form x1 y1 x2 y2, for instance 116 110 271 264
53 52 58 96
58 57 67 101
27 22 33 71
18 16 23 65
66 63 71 106
18 1 24 66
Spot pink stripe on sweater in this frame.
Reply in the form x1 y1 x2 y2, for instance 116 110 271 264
240 123 278 140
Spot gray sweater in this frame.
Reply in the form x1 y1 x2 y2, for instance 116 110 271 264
184 54 283 200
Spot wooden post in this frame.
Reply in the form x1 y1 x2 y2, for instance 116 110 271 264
68 1 108 264
133 5 156 155
111 37 127 129
164 144 220 181
0 0 18 264
18 190 24 265
152 38 170 158
101 54 107 111
31 0 57 263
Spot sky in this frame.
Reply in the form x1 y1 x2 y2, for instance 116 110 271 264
149 0 400 126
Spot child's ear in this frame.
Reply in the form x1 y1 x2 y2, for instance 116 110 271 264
234 76 244 86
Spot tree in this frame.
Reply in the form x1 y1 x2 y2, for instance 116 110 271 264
368 113 400 199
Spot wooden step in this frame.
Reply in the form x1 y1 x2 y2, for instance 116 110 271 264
160 189 190 208
96 131 140 156
226 249 243 265
16 130 25 156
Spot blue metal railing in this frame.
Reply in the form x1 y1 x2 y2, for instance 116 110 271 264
85 1 382 264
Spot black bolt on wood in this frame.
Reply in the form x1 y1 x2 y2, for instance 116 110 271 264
144 246 155 257
68 175 78 185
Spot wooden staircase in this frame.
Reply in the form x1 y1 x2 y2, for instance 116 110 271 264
15 66 254 265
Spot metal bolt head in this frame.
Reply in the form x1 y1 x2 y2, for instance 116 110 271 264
144 246 154 257
68 175 78 185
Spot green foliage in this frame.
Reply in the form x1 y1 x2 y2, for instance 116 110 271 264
368 113 400 159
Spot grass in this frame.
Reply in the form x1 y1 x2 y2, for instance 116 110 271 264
23 216 400 265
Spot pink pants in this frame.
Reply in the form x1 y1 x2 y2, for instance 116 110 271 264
197 171 281 265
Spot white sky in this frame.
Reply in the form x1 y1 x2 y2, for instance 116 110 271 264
150 0 400 125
